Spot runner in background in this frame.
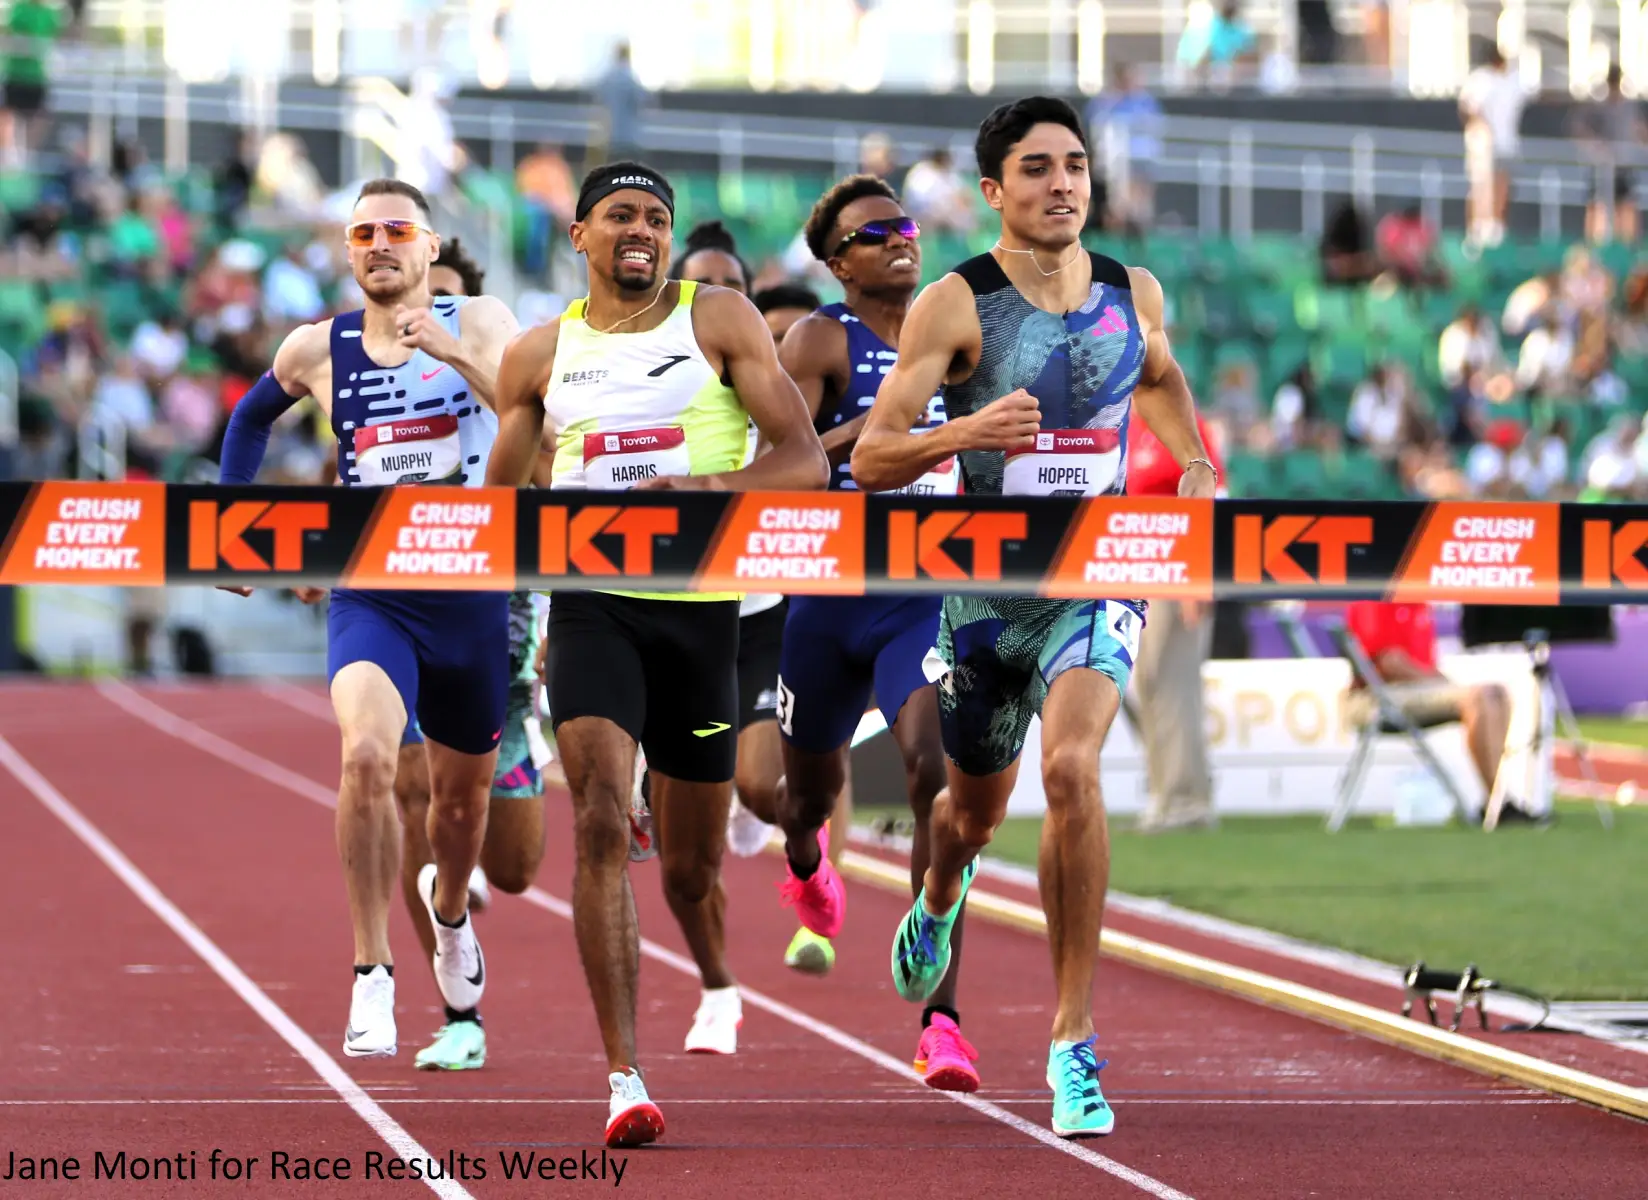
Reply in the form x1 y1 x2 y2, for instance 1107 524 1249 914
390 236 553 1071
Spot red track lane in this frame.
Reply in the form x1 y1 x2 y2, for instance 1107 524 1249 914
0 730 451 1198
4 681 1644 1199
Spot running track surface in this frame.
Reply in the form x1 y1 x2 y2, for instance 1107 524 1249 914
2 681 1641 1200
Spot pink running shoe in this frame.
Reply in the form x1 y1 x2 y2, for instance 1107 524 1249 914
777 827 846 939
914 1015 980 1093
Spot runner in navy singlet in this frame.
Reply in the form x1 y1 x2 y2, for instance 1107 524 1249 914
217 180 521 1063
768 174 979 1092
386 236 552 1071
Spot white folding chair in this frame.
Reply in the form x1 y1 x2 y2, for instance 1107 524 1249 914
1322 619 1475 832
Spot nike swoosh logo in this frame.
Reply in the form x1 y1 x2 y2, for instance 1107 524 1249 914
647 355 691 377
465 949 484 988
693 722 731 737
345 1025 369 1043
421 366 446 381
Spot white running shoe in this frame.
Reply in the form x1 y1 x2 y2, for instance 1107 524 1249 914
605 1070 665 1149
467 865 492 913
683 985 742 1055
725 797 775 858
417 863 486 1011
629 752 657 863
342 965 397 1058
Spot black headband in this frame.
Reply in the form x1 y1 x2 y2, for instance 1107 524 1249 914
575 171 675 222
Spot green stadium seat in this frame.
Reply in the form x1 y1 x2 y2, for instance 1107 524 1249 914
1224 451 1274 499
0 171 41 212
1280 451 1330 497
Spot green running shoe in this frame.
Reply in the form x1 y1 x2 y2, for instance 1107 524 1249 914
414 1020 487 1071
1046 1036 1114 1137
889 859 977 1003
784 926 835 975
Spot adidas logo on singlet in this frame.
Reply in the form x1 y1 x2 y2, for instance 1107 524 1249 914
562 369 610 385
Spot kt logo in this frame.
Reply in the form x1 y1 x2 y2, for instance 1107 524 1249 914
1581 519 1648 589
188 501 329 571
1232 514 1373 586
887 510 1027 581
539 505 679 576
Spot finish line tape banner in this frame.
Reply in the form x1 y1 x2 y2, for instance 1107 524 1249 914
0 482 1645 603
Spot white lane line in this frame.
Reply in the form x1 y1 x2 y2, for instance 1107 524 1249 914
0 734 474 1200
259 677 340 722
97 680 1195 1200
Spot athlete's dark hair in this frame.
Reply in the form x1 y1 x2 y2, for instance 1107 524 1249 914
974 96 1087 182
434 235 485 296
803 174 898 262
669 220 751 287
354 178 432 221
752 283 822 316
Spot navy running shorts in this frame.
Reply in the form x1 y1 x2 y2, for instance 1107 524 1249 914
327 588 510 757
776 594 942 755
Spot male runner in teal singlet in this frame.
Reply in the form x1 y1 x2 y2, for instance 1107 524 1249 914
852 97 1218 1138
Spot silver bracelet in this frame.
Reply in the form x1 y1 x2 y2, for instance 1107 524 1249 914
1184 457 1218 479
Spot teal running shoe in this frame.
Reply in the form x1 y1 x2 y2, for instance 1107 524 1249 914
1046 1036 1114 1137
890 859 977 1003
414 1020 487 1071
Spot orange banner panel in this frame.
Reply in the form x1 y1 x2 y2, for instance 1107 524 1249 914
1389 502 1559 604
1045 497 1213 600
341 489 516 590
695 492 865 595
0 482 166 586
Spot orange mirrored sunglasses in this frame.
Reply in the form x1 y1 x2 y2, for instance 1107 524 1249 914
345 219 434 247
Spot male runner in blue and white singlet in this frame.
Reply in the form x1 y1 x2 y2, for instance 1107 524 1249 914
769 174 978 1092
486 162 827 1149
217 179 521 1061
853 99 1217 1138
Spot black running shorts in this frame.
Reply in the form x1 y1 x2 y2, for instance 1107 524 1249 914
736 597 787 732
546 590 739 784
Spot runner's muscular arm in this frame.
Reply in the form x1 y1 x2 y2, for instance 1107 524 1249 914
852 275 1039 491
1127 266 1215 499
397 294 520 411
642 288 827 491
779 315 859 465
484 323 557 488
215 322 331 595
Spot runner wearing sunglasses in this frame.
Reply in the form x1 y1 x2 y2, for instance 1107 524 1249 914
852 97 1216 1139
765 174 977 1089
217 179 521 1064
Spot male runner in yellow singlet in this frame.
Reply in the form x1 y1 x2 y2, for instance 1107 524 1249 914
485 162 828 1149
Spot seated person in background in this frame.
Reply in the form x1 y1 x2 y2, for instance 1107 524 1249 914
1344 601 1538 824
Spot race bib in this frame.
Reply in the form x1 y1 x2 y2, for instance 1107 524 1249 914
1003 428 1121 497
582 426 691 490
352 415 463 485
881 423 959 497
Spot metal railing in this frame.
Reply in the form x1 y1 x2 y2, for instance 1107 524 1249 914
48 61 1633 245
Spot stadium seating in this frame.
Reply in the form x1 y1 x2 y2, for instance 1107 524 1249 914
9 163 1647 500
